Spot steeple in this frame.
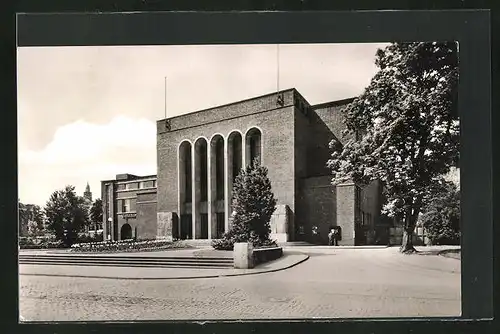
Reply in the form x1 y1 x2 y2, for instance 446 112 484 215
84 182 92 202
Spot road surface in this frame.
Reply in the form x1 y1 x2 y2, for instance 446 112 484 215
19 247 461 321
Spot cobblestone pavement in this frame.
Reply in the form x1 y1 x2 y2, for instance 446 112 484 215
19 248 461 321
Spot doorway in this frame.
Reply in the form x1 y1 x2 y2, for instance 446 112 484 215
120 223 132 240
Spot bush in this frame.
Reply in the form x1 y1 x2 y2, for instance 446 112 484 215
421 182 460 245
211 237 278 251
77 232 104 244
211 238 235 251
212 159 278 250
70 239 189 253
19 236 65 249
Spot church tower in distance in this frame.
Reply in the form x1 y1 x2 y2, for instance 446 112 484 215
84 182 92 203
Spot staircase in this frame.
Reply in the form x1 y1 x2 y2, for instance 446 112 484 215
181 239 215 248
19 254 234 269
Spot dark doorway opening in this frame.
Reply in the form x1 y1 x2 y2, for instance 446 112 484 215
216 213 225 239
180 214 192 240
120 223 132 240
200 214 208 239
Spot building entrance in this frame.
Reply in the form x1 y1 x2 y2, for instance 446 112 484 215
180 214 192 239
120 223 132 240
200 214 208 239
216 213 225 239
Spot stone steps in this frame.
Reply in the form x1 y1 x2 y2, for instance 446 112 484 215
180 239 215 248
19 254 234 269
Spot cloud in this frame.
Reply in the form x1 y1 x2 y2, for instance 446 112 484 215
17 43 388 151
18 116 156 206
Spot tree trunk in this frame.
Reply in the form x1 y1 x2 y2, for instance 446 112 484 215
399 200 419 253
400 229 417 253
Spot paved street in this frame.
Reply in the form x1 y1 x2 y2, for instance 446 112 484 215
19 247 461 321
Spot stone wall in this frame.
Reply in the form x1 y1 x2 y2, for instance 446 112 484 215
136 190 158 240
307 99 354 178
335 182 357 246
298 176 336 244
269 204 291 243
156 211 177 241
158 89 296 133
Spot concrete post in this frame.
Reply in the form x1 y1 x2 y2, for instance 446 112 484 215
191 145 197 239
224 138 230 233
207 145 212 240
233 242 254 269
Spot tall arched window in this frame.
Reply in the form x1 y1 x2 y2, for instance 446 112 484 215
245 127 262 166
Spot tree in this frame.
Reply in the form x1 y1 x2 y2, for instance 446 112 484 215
18 201 29 237
18 201 45 237
420 181 460 245
44 185 90 246
90 198 103 230
327 42 459 253
212 159 277 250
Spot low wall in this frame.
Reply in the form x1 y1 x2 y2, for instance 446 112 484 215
233 242 284 269
253 247 283 266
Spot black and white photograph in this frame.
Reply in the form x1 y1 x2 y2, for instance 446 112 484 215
17 41 461 321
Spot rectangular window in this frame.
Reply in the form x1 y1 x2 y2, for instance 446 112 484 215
139 180 155 189
126 182 138 190
116 184 126 191
120 199 131 213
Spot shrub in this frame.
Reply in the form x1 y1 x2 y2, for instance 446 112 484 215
211 238 235 251
421 182 460 245
76 232 103 244
19 236 65 249
212 159 277 250
70 239 190 253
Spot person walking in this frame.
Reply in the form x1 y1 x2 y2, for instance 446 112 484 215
328 228 335 246
333 228 339 246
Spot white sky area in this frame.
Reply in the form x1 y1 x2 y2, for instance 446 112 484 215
17 43 390 206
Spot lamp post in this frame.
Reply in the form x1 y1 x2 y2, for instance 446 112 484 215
107 217 112 241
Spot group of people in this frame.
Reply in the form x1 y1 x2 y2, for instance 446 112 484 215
328 227 340 246
311 226 341 246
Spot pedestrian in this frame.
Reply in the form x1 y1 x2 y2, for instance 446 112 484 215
333 228 339 246
328 228 334 246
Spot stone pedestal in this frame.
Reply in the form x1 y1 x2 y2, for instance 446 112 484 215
270 204 290 243
156 212 177 241
233 242 254 269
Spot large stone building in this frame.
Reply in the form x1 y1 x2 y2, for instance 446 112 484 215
102 88 384 245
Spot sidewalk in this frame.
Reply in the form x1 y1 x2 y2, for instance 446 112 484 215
283 245 389 250
19 253 309 280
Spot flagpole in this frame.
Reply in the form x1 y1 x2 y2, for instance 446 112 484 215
164 76 167 119
277 44 280 94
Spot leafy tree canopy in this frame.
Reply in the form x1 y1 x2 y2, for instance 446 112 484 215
90 198 103 224
18 201 45 237
327 42 459 252
420 181 460 245
44 185 90 246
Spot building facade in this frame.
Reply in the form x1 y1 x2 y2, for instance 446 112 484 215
102 88 383 245
102 174 157 241
155 88 383 245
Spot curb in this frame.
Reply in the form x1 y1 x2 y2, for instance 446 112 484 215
19 255 310 281
282 245 389 250
437 249 461 260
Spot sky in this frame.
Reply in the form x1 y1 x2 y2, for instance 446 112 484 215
17 43 391 207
